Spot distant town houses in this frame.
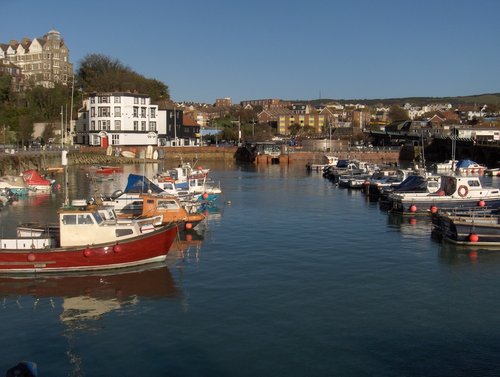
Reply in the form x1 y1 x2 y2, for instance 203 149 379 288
0 29 73 89
2 30 498 148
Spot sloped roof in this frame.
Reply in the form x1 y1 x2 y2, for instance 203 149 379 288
182 114 199 127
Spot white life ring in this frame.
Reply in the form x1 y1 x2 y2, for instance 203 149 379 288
457 185 468 197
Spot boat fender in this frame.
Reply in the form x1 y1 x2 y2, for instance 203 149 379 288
457 185 468 197
84 247 91 257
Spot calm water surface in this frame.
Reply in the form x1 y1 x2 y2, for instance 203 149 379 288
1 162 500 376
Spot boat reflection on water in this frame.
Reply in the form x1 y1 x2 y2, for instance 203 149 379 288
169 229 205 263
438 241 500 265
386 212 433 239
0 263 181 325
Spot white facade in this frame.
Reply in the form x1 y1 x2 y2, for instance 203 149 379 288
76 93 166 146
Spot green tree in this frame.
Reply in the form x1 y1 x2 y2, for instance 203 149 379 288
0 74 12 103
77 54 169 100
388 105 409 122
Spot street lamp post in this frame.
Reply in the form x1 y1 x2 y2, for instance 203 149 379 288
238 116 241 146
173 105 177 147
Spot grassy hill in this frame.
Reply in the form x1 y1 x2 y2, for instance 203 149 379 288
305 93 500 107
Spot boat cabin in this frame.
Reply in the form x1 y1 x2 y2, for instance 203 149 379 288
435 175 493 198
58 205 160 247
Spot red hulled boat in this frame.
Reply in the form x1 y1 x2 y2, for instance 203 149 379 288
0 202 179 274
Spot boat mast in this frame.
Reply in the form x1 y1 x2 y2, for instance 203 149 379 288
451 127 456 171
62 150 69 206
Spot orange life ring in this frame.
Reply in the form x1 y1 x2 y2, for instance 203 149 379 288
457 185 468 197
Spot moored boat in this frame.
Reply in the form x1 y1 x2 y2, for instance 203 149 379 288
390 175 500 215
95 166 124 174
306 155 339 172
22 169 55 192
431 209 500 247
0 202 178 273
121 150 136 158
0 175 30 196
116 193 206 230
455 159 487 175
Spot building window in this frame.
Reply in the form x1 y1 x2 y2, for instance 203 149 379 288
90 97 95 104
141 121 146 131
112 134 119 145
114 106 121 117
114 96 120 103
141 98 146 105
134 97 139 104
149 121 156 131
133 107 139 117
134 121 138 131
98 96 110 103
114 120 121 130
90 121 95 131
90 107 95 117
150 108 156 118
141 107 146 118
98 107 110 117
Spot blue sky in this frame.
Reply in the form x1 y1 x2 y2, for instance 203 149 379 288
2 0 499 103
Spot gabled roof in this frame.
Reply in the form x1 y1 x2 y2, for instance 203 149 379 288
182 115 199 127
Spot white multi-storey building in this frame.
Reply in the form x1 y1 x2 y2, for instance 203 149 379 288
76 92 166 147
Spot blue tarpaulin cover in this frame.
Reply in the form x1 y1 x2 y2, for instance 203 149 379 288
455 160 476 168
124 174 164 194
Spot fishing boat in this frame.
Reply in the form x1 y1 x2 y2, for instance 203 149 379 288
95 166 124 174
0 201 178 273
433 159 459 173
379 175 441 209
306 155 339 172
390 175 500 215
22 170 54 192
0 175 30 196
431 209 500 247
99 174 204 216
115 193 206 230
455 159 487 175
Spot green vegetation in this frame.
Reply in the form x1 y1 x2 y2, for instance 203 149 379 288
309 93 500 107
77 54 169 101
0 53 170 145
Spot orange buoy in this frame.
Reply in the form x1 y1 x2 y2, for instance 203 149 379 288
202 193 209 200
185 234 193 242
469 233 479 243
478 200 486 207
113 244 122 253
409 204 417 213
185 222 193 230
430 205 438 214
27 253 36 262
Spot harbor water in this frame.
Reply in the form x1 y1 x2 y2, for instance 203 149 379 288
1 162 499 376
